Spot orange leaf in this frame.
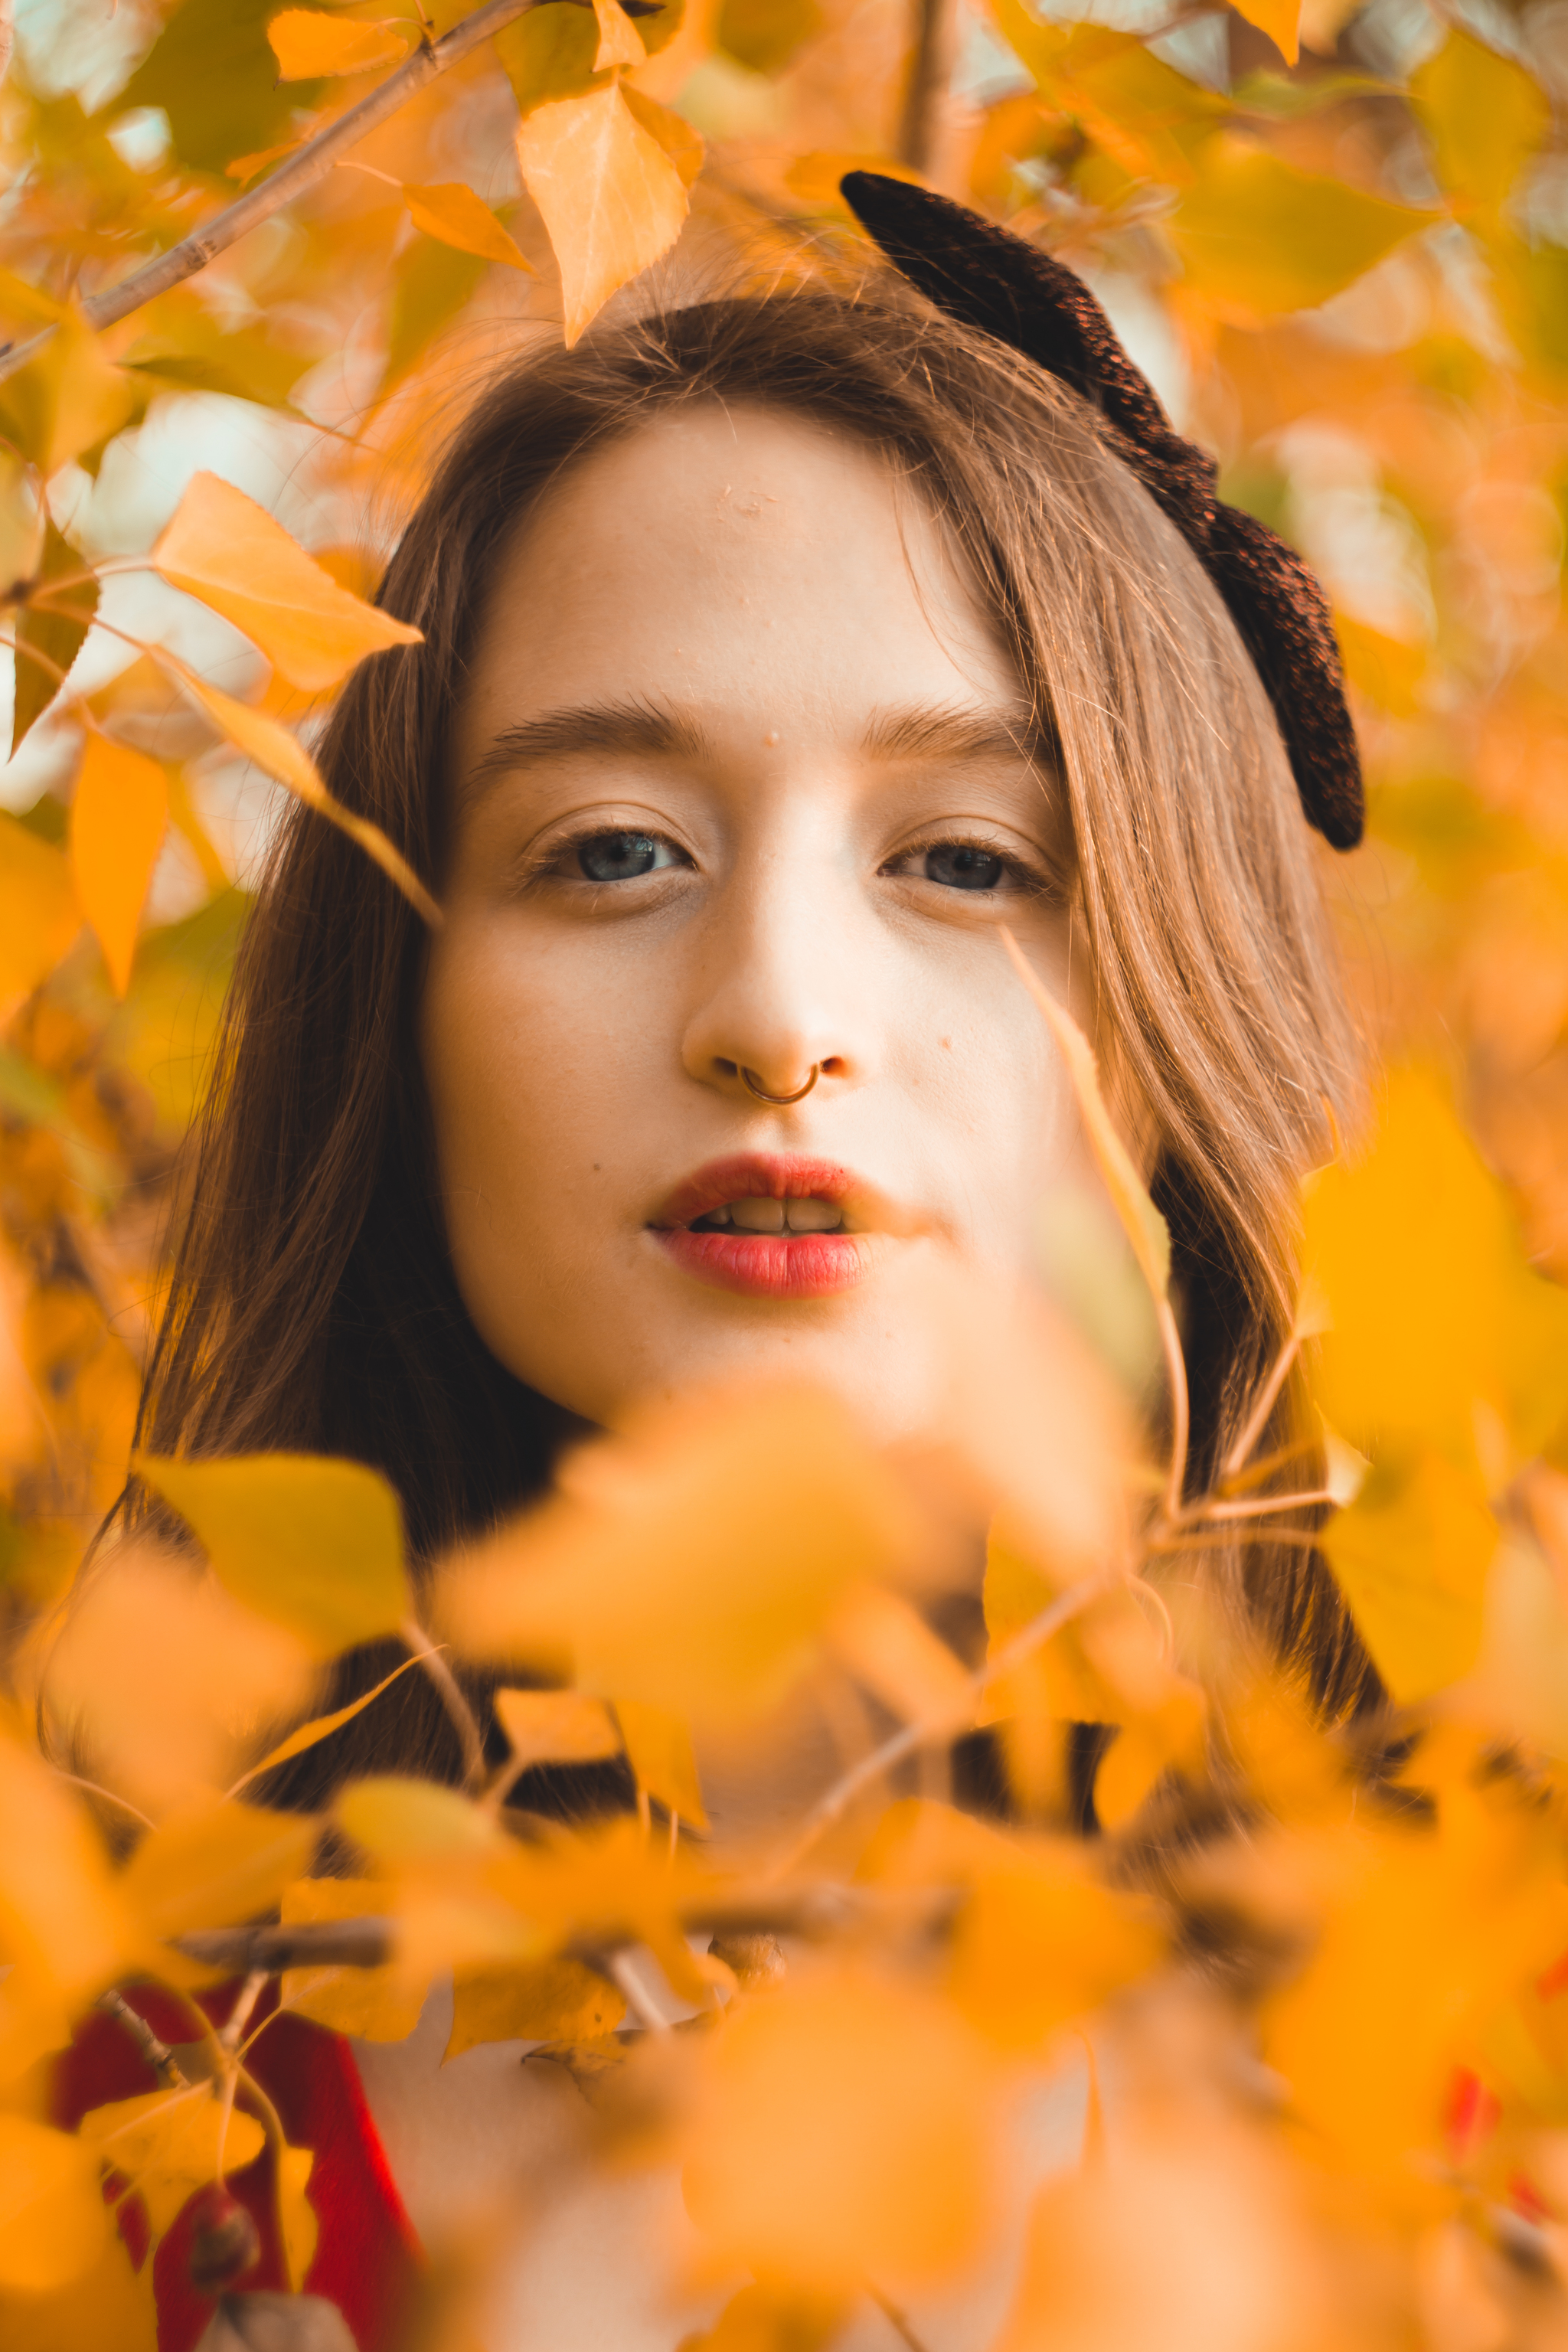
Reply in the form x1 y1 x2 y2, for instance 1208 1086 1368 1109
68 733 168 997
614 1697 708 1828
495 1687 622 1769
1231 0 1301 65
168 668 441 926
591 0 645 70
619 86 705 189
515 83 689 346
0 812 78 1024
401 181 535 271
151 472 420 692
267 10 410 79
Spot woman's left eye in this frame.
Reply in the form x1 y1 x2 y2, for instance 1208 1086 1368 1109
921 842 1007 891
890 840 1018 892
573 830 681 881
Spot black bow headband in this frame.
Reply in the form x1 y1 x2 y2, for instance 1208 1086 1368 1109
840 172 1364 852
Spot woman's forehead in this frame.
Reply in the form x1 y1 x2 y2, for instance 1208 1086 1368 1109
456 400 1021 766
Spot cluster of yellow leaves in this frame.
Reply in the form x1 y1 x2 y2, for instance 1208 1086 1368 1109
1 0 1567 2345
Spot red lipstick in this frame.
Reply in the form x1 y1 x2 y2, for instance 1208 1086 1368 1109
649 1154 877 1301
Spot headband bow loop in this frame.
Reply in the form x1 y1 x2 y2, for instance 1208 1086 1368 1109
841 171 1364 852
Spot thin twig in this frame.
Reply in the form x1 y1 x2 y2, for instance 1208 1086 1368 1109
870 2285 935 2352
896 0 960 173
1193 1489 1336 1524
768 1572 1109 1877
176 1918 395 1973
0 0 541 386
1221 1329 1302 1480
218 1970 270 2056
1155 1292 1191 1521
1147 1527 1325 1553
606 1946 678 2033
1218 1436 1316 1497
400 1616 488 1788
52 1769 155 1831
96 1988 189 2088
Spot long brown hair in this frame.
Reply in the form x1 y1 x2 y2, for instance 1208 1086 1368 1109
134 281 1375 1781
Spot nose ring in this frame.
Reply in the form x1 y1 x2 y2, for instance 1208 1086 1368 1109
740 1063 819 1106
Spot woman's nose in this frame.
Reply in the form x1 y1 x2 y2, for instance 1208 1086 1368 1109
678 853 870 1103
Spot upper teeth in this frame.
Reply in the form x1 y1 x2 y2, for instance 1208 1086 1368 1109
697 1197 843 1233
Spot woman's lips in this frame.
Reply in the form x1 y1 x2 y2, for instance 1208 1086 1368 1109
649 1152 884 1300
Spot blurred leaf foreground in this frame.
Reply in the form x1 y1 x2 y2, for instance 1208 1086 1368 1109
2 0 1568 2347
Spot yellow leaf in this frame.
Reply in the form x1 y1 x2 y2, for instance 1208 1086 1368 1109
591 0 645 69
681 2283 847 2352
614 1697 708 1828
1411 29 1550 219
950 1841 1160 2048
13 514 99 755
134 1451 412 1660
41 1545 314 1825
495 1686 622 1769
267 9 410 78
1335 614 1426 718
717 0 822 76
619 86 705 189
494 2 607 118
337 1775 499 1864
0 2227 157 2352
277 2145 316 2292
68 734 168 998
1230 0 1300 66
401 181 534 271
1321 1449 1497 1705
825 1583 975 1735
79 2086 266 2237
515 82 689 347
151 472 420 692
165 668 441 925
446 1955 625 2056
228 1653 427 1795
1170 134 1432 317
0 1736 129 2083
0 306 135 479
0 813 78 1024
785 152 923 214
0 2115 110 2295
682 1966 998 2295
279 1877 428 2040
119 1796 318 1944
1302 1071 1568 1473
439 1383 920 1726
1001 934 1168 1301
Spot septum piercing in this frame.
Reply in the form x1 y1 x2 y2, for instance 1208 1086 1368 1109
740 1064 820 1106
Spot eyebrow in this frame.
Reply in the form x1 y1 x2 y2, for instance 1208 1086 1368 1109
462 697 717 800
461 694 1051 802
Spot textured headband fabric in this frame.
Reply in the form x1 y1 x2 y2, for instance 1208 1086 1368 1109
839 171 1364 852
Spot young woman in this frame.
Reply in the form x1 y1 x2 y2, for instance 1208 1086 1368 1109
67 179 1371 2350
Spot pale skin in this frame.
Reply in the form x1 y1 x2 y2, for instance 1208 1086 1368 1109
420 400 1086 1449
377 405 1095 2347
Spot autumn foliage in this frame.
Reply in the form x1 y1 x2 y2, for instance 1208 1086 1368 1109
3 0 1568 2347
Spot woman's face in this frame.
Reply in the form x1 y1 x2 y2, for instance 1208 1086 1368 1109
420 403 1086 1443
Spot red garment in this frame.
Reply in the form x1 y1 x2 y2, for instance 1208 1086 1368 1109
52 1982 420 2352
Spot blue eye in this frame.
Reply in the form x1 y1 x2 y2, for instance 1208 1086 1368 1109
577 831 665 881
924 843 1006 890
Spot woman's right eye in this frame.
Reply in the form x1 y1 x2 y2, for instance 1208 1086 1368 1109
574 831 678 881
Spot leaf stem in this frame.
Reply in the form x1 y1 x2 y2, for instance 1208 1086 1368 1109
1220 1328 1302 1480
768 1571 1109 1877
1190 1488 1336 1524
0 0 544 386
400 1615 487 1790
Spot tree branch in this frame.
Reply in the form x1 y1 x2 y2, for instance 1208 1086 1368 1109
895 0 960 174
0 0 541 387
